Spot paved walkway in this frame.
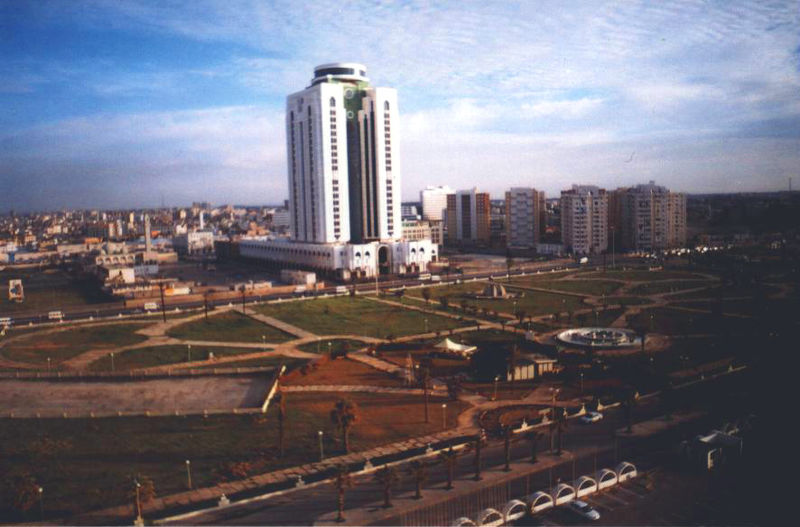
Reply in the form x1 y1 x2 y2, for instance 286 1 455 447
282 384 448 396
233 307 317 339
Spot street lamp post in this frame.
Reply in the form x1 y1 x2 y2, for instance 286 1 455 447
441 403 447 430
424 318 428 333
327 341 332 356
185 459 192 489
580 372 584 394
110 352 115 372
38 487 43 521
187 344 191 362
493 375 500 401
134 480 142 524
261 335 266 350
47 357 51 373
317 337 320 354
318 430 324 461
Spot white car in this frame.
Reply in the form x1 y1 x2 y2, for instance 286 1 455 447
580 411 603 424
568 500 600 521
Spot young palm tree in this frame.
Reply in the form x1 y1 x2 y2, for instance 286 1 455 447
550 407 568 456
277 392 286 458
502 425 513 471
473 430 486 480
438 446 459 490
330 399 359 454
421 287 431 306
407 460 429 500
373 465 400 508
527 430 543 463
333 465 354 523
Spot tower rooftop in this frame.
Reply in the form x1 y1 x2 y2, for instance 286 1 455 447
311 62 368 85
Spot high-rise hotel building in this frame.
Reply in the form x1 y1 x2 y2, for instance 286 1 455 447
239 63 435 278
614 181 686 251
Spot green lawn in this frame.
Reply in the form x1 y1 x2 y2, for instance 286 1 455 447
87 345 272 372
603 296 652 306
669 283 779 300
0 393 469 520
625 307 758 335
508 277 624 296
166 311 293 343
255 296 467 338
1 323 148 366
583 269 710 281
627 280 715 296
191 356 309 371
296 338 370 354
408 280 586 317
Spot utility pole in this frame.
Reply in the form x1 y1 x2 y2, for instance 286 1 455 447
159 283 167 323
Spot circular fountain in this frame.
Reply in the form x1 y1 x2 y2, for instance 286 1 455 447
556 327 640 349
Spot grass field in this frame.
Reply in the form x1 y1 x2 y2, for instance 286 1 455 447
87 345 272 371
583 269 710 281
625 307 758 335
603 296 652 306
1 323 148 366
191 356 309 371
669 283 779 300
0 393 469 520
166 311 293 343
508 277 624 296
627 280 715 296
284 357 406 387
255 296 466 338
408 281 586 317
296 338 369 354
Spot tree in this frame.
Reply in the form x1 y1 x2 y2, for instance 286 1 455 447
277 392 286 458
516 309 527 326
330 399 359 454
473 430 487 480
446 377 463 401
333 465 354 522
527 430 543 463
373 465 400 508
421 287 431 306
459 299 468 312
438 446 459 490
239 284 248 313
10 473 39 516
622 388 637 433
394 288 406 303
439 295 450 310
550 407 568 456
407 460 429 499
203 292 210 320
502 425 513 471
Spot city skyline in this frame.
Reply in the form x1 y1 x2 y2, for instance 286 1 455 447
2 1 800 212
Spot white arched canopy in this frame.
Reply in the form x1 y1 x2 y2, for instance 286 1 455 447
616 461 638 482
574 475 598 497
527 491 554 513
552 483 576 505
450 518 476 527
476 508 503 527
502 499 527 523
596 468 618 489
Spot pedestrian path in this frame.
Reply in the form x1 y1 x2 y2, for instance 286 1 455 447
234 307 317 339
282 384 447 396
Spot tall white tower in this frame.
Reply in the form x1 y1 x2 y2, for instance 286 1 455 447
285 63 401 244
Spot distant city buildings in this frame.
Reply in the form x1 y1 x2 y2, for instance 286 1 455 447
446 188 491 245
505 187 545 249
560 185 609 255
420 185 453 221
611 182 687 252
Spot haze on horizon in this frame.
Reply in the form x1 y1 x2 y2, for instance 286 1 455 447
1 0 799 213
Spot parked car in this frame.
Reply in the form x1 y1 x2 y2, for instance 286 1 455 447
568 500 600 521
580 411 603 424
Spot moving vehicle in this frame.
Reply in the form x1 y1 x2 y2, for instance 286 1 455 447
580 411 603 424
568 500 600 521
143 302 159 311
47 311 63 321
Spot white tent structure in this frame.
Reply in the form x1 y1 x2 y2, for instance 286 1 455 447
434 338 477 359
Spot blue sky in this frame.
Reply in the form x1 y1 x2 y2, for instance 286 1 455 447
1 0 799 212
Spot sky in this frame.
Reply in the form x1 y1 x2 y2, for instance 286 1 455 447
1 0 799 212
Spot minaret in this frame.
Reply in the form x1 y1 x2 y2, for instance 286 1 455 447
199 211 205 230
144 214 152 253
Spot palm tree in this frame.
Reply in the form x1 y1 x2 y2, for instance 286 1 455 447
333 465 354 522
203 292 210 320
527 430 543 463
330 399 359 454
516 309 527 326
550 407 568 456
473 430 486 480
502 425 513 471
277 392 286 458
239 284 247 313
440 295 450 310
622 388 637 433
438 446 459 490
407 460 429 499
373 465 400 508
422 287 431 306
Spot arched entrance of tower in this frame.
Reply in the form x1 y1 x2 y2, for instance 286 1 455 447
378 245 391 275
